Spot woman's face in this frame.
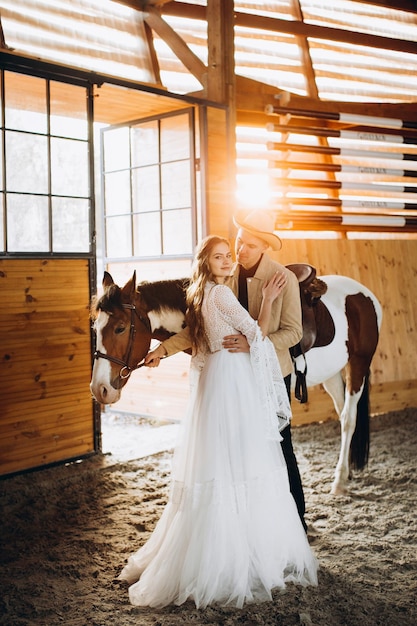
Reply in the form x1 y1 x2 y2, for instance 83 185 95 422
208 242 233 282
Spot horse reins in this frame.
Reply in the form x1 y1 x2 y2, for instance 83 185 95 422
94 302 151 380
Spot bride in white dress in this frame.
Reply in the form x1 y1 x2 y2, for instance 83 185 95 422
119 235 318 608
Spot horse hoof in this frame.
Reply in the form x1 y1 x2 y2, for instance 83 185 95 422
330 482 348 496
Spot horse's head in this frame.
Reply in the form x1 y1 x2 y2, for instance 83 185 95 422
90 271 152 404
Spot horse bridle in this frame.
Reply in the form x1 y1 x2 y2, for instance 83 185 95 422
93 302 151 380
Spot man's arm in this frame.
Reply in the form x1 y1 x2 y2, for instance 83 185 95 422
144 326 192 366
268 269 302 352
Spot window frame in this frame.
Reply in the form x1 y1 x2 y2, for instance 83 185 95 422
0 67 96 259
100 107 198 264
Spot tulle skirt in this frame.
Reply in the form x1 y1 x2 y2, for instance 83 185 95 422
119 349 318 608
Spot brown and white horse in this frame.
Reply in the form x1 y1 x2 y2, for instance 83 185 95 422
90 270 382 495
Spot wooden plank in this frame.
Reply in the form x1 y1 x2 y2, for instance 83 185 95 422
0 439 95 477
1 403 93 429
2 371 93 404
0 415 93 444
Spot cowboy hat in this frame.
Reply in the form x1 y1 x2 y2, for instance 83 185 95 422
233 210 282 251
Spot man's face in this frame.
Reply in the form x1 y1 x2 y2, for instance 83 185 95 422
235 228 268 270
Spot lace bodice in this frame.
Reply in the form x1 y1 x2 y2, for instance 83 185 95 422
202 283 258 352
190 283 291 439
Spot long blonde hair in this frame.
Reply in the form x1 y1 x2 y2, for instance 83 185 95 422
185 235 231 350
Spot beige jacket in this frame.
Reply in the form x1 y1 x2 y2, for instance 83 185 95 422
162 254 302 377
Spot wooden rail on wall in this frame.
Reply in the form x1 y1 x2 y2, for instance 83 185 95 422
264 104 417 234
0 258 95 476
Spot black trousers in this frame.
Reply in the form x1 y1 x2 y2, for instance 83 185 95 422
282 374 307 531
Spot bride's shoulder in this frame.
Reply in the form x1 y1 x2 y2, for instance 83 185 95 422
208 284 237 309
208 282 232 296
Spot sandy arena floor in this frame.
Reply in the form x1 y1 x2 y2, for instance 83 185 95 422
0 408 416 626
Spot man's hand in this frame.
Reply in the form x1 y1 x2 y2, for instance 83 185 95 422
222 334 250 353
144 343 168 367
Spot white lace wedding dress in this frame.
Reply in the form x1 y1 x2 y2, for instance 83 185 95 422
119 283 318 608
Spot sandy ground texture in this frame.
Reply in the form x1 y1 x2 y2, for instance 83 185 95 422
1 408 416 626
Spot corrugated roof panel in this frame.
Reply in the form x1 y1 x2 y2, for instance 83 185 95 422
234 26 306 94
309 40 417 102
0 0 156 83
302 0 417 39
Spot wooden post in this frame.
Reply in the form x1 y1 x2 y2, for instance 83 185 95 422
204 0 237 238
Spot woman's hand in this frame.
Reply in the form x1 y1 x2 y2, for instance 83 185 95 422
262 271 287 303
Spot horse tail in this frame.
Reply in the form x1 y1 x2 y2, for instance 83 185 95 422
349 372 370 471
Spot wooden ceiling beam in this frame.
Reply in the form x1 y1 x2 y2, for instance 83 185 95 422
157 1 417 56
143 6 207 86
143 20 162 85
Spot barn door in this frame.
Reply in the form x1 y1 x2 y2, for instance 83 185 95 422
0 68 98 476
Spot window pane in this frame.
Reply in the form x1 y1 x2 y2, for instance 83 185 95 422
52 197 90 252
104 171 131 216
162 209 192 255
131 121 159 167
106 216 132 257
161 161 191 210
4 72 47 134
103 111 195 260
161 114 190 162
133 212 161 256
103 127 130 171
6 131 48 194
50 82 88 140
51 137 89 196
132 165 160 213
7 194 49 252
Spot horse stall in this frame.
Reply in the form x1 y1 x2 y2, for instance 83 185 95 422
0 258 96 476
0 67 99 477
0 53 231 478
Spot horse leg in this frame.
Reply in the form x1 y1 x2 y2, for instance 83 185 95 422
322 371 345 417
326 367 370 495
349 372 370 471
322 372 355 495
332 387 364 495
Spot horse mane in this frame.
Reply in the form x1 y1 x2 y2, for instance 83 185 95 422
90 278 189 320
137 278 189 313
90 284 123 319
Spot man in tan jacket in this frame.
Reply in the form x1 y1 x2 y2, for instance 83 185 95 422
145 210 307 531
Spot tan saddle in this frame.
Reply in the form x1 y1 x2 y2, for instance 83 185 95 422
286 263 336 403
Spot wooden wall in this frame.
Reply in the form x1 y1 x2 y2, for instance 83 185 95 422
108 239 417 426
278 238 417 424
0 259 95 476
